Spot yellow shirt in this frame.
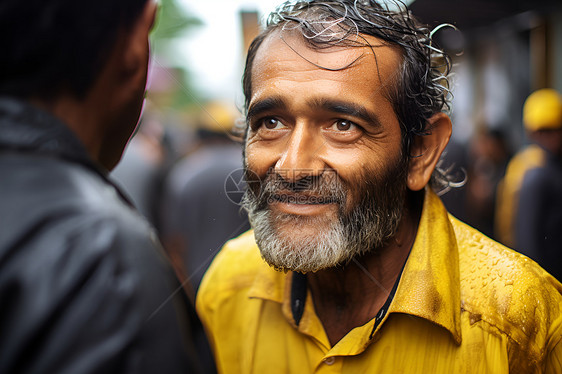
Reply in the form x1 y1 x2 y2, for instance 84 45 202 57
197 189 562 373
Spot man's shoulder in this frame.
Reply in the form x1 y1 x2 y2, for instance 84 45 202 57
0 152 157 270
453 215 562 305
451 217 562 347
2 152 139 220
0 154 195 374
0 150 179 314
507 144 546 171
522 157 562 190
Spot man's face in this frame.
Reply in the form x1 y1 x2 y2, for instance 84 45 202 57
242 31 408 273
101 2 156 170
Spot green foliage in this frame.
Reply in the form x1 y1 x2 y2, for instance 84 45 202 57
151 0 202 42
149 0 204 110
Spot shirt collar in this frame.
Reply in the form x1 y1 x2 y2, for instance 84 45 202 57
248 247 286 304
388 188 462 345
247 187 462 345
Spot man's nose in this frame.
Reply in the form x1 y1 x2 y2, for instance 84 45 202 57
274 123 325 182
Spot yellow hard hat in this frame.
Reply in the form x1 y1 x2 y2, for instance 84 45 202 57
199 101 239 133
523 88 562 131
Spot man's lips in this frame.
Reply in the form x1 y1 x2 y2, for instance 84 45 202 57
269 193 339 205
267 192 339 216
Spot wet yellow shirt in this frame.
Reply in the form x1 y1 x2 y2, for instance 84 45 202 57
197 189 562 373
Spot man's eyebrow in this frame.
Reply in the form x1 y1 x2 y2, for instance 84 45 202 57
308 98 382 128
247 97 287 119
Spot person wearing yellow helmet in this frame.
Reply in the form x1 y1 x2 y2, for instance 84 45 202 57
523 88 562 133
495 88 562 249
514 88 562 279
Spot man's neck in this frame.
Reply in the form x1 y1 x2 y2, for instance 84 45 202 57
31 96 102 161
307 192 422 346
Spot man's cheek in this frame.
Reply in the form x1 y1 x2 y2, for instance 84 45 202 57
244 171 263 199
332 177 357 215
245 141 284 175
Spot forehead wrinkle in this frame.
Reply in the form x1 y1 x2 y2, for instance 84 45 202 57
276 29 400 88
355 37 403 93
249 31 403 125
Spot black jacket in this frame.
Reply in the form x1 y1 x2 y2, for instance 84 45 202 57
0 98 203 373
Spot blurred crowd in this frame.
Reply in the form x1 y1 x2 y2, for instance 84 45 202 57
111 100 250 294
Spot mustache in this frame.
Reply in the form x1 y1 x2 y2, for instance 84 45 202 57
247 170 347 209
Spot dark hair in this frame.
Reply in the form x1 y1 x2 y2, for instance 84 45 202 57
0 0 148 99
241 0 455 189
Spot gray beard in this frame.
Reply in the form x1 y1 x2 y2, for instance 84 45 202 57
243 207 352 273
241 161 407 273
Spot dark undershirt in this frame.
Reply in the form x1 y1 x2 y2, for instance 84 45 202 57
290 261 405 340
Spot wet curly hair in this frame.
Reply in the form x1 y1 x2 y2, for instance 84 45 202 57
240 0 456 190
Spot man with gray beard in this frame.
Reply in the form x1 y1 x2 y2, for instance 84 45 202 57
243 159 407 273
196 1 562 373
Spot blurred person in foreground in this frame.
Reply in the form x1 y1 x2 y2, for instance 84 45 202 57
196 1 562 373
514 89 562 280
0 1 203 373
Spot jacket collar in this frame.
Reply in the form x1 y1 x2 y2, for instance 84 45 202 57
0 97 136 206
0 96 101 175
248 188 462 345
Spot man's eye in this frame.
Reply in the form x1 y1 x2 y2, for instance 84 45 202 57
330 119 357 131
261 117 284 130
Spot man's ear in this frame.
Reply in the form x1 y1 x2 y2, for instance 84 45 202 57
407 112 452 191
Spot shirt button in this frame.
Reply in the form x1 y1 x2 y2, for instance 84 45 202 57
324 357 335 365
